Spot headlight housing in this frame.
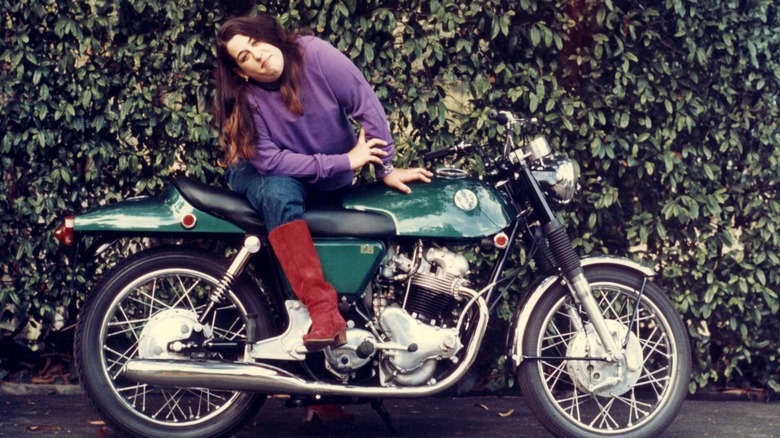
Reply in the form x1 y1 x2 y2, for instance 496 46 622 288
531 154 578 207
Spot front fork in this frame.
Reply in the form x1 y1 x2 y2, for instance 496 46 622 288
564 269 622 362
541 221 622 363
518 161 623 362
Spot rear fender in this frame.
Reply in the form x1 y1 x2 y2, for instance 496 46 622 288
74 185 245 239
506 256 655 370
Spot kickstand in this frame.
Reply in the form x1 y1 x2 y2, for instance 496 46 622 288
371 400 398 436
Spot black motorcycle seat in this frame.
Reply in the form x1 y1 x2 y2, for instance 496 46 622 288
173 177 397 238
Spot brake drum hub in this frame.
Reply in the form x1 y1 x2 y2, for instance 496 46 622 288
137 309 212 359
566 319 643 397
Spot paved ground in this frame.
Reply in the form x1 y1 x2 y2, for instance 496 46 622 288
0 384 778 437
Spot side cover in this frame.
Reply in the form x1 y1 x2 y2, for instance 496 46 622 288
343 177 514 239
73 186 245 236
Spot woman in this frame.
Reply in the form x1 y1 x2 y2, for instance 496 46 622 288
213 15 432 350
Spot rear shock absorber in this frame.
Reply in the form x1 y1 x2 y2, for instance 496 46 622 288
198 236 262 326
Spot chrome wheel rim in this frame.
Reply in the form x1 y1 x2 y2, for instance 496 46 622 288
534 281 680 434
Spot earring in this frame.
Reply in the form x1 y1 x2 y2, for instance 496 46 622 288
244 76 249 82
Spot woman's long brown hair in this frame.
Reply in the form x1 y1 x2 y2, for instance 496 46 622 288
213 15 307 166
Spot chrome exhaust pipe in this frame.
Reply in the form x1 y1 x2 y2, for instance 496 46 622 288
126 359 363 396
126 288 488 398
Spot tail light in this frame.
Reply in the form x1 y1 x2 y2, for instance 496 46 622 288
54 216 75 246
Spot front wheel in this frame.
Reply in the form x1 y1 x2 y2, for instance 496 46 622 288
75 247 272 438
518 266 691 438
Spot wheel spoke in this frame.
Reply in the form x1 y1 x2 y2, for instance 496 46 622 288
154 388 184 420
613 389 653 423
185 388 229 415
170 276 202 312
148 278 158 319
590 396 620 430
104 343 139 378
117 383 153 410
210 303 245 342
541 359 571 389
638 327 667 359
635 366 671 397
541 324 578 354
557 387 589 420
129 286 173 314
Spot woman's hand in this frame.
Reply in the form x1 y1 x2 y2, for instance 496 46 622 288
348 128 388 170
382 167 433 194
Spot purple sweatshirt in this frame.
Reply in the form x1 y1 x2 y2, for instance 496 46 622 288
245 36 395 191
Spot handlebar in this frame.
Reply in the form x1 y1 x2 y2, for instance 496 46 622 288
423 142 473 161
422 109 538 161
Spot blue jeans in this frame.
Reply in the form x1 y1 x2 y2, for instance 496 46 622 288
226 162 308 232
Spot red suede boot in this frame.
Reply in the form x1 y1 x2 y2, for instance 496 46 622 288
268 220 347 350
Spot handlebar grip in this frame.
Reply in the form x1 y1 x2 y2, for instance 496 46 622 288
423 148 456 161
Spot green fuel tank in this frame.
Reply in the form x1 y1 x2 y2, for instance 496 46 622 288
342 176 514 239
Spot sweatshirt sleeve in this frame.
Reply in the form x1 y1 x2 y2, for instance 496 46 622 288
310 38 396 178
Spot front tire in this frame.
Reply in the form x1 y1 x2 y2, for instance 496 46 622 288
518 266 691 438
75 247 271 438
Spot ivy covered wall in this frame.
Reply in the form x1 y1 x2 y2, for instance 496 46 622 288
2 0 779 394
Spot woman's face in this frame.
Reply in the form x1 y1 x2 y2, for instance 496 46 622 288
226 34 284 83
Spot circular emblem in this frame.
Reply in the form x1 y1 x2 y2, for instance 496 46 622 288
453 189 478 211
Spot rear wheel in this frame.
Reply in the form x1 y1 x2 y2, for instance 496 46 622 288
75 247 271 438
518 266 691 438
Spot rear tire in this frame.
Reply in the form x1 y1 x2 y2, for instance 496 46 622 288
518 266 691 438
75 246 272 438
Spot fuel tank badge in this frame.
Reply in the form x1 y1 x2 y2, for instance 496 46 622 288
453 189 478 212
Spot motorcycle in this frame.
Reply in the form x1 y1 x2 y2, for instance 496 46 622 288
54 109 691 438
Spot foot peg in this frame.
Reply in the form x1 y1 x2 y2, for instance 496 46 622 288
245 313 257 344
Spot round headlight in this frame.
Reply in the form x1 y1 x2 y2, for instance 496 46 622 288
531 154 578 207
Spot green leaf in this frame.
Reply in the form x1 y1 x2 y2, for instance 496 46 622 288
529 94 540 112
619 112 629 128
530 26 541 46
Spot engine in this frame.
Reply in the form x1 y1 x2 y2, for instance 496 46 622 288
408 248 470 327
322 243 472 386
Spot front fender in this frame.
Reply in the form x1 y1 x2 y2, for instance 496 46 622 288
506 256 655 370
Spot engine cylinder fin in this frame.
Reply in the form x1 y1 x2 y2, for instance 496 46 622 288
404 282 460 325
410 272 462 295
